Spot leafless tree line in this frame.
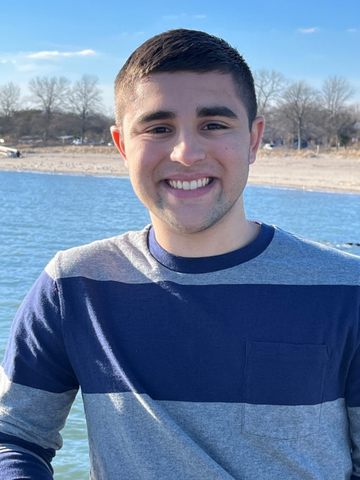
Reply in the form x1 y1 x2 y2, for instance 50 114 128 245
0 75 113 144
254 70 359 151
0 71 359 149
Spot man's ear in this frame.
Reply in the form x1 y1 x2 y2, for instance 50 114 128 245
110 126 129 169
249 116 265 165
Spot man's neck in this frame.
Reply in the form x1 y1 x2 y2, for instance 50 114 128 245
150 216 261 258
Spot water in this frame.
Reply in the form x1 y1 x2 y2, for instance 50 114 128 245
244 185 360 250
0 170 359 478
0 171 150 479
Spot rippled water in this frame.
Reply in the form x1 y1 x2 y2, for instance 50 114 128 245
0 170 359 478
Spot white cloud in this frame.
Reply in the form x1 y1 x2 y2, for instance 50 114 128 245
28 49 96 59
298 27 317 34
347 28 358 33
163 15 179 20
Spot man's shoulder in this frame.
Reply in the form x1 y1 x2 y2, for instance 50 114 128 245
273 226 360 262
267 226 360 285
45 226 152 283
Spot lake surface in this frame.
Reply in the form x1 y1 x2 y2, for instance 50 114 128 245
0 170 359 478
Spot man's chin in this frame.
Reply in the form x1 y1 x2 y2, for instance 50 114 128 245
155 213 226 236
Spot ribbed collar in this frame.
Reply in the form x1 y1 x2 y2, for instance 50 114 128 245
148 223 274 274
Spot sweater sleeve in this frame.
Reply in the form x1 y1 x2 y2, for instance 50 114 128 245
0 270 79 478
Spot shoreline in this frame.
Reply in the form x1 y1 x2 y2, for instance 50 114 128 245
0 147 359 194
3 168 359 196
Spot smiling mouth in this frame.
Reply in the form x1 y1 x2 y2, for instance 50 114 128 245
167 177 212 190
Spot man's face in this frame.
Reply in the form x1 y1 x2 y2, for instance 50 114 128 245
112 72 263 236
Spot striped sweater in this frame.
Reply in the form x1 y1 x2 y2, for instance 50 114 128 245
1 223 360 479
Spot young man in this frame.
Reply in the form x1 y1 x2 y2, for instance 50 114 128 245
1 29 360 479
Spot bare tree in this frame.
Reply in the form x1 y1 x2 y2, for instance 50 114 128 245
0 82 21 118
68 74 103 140
28 76 70 140
254 70 288 115
321 76 355 149
277 81 319 151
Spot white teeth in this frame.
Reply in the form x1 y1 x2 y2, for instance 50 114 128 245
168 177 210 190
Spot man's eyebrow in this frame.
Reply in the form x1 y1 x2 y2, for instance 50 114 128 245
196 106 238 119
135 110 176 124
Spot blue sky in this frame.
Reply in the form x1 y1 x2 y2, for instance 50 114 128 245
1 0 359 111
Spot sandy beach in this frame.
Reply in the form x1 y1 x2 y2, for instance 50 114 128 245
0 146 359 194
249 149 360 194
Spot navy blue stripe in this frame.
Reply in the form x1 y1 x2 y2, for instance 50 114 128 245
149 223 274 273
56 279 358 404
0 449 53 479
0 432 54 469
0 432 55 480
5 271 359 404
2 272 79 393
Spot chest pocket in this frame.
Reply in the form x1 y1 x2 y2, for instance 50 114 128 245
243 342 330 439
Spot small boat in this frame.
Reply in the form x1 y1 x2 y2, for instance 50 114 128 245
0 146 21 157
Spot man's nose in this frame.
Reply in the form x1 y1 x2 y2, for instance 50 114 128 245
169 134 206 166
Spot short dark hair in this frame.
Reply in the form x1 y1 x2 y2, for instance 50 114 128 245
114 29 257 129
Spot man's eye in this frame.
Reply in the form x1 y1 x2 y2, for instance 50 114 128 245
203 123 227 130
147 126 171 134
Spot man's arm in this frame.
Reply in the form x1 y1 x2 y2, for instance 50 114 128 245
0 270 79 479
0 438 54 479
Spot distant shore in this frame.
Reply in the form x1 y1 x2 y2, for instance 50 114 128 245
249 148 360 194
0 145 359 194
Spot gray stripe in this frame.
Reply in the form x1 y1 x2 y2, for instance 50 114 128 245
347 406 360 476
0 367 77 450
84 392 235 479
83 392 353 479
45 226 360 286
